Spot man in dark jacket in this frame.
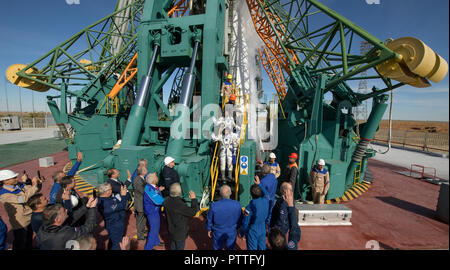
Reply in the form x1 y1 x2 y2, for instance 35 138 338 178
132 166 148 240
283 153 298 195
106 168 132 200
27 193 49 234
54 176 88 227
161 156 180 197
36 196 98 250
269 182 301 250
162 183 199 250
97 183 128 250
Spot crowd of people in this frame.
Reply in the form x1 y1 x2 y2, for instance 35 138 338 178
0 150 331 251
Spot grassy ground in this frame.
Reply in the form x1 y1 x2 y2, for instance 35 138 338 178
0 138 67 168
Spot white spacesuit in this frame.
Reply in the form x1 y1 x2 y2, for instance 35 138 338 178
211 116 241 181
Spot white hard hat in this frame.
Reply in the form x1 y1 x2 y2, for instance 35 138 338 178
317 159 326 166
269 153 276 159
164 156 175 166
0 170 18 182
70 195 79 208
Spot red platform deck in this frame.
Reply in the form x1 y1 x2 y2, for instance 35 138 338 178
0 152 448 250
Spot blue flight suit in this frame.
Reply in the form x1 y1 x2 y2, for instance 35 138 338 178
49 160 81 204
143 184 164 250
270 198 301 250
0 216 7 250
240 186 270 250
97 194 127 250
206 198 242 250
259 173 277 225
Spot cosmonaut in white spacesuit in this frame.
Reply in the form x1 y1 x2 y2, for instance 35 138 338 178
211 116 241 181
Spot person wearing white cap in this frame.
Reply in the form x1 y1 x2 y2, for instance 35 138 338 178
308 159 330 204
0 169 40 250
264 153 281 178
160 156 180 197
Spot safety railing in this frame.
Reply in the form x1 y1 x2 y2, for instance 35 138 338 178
210 141 221 202
373 128 449 153
410 164 437 180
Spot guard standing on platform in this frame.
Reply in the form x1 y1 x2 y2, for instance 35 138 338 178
97 183 128 250
161 156 180 197
309 159 330 204
0 170 40 250
221 74 233 102
143 173 165 250
240 184 270 250
283 153 298 194
264 153 281 178
206 185 242 250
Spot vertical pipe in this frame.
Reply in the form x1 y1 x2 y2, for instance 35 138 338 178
345 94 388 188
179 42 199 107
32 91 35 113
122 44 159 146
166 42 200 161
4 80 9 113
18 86 23 114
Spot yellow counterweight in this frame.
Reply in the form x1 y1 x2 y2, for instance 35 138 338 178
376 37 448 88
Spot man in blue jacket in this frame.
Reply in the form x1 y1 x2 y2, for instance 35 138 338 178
240 184 270 250
256 164 278 224
206 185 242 250
50 152 83 204
143 172 165 250
97 183 128 250
269 182 301 250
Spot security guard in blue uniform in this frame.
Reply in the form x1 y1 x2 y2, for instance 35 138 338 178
206 185 242 250
240 184 270 250
97 183 128 250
